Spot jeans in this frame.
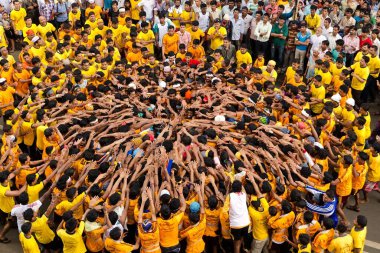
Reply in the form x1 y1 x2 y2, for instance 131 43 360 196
351 88 362 107
295 48 306 70
271 44 285 68
251 238 269 253
361 75 377 102
255 41 268 58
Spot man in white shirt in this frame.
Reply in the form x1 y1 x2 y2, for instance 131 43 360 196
310 27 327 54
322 18 333 37
249 10 262 53
240 6 253 44
222 0 236 19
11 192 42 232
138 0 155 21
371 29 380 56
231 9 244 49
254 13 272 55
209 1 222 21
327 25 342 51
197 3 211 32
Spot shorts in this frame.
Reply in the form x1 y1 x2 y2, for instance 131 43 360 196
161 244 181 253
364 181 379 192
41 235 63 251
230 226 249 240
270 241 290 253
0 209 12 223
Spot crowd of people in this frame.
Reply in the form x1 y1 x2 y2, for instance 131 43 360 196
0 0 380 253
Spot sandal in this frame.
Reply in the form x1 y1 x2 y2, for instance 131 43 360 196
0 237 11 244
347 205 360 212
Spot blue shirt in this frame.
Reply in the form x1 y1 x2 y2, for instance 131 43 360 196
54 2 68 22
296 31 311 51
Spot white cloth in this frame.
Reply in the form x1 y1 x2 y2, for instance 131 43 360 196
240 14 253 35
198 12 210 32
229 192 250 228
327 33 342 50
310 34 327 52
230 17 244 40
322 26 333 38
254 20 272 42
11 200 42 232
138 0 154 20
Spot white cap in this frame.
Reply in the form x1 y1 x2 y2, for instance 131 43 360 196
128 82 137 89
0 77 6 84
159 80 167 88
314 142 324 149
119 7 126 12
31 36 40 43
331 93 341 103
211 77 221 83
301 109 310 118
88 0 95 3
346 98 355 106
223 14 230 21
160 189 170 197
215 115 226 122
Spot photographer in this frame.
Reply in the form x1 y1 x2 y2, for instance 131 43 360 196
52 0 69 29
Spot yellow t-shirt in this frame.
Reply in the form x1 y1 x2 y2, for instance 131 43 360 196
236 50 253 68
157 212 184 247
57 221 87 253
350 62 370 91
336 164 353 197
312 229 335 253
19 232 41 253
37 23 56 40
104 238 134 253
368 55 380 78
310 84 325 114
0 183 15 213
85 6 102 19
204 208 221 237
10 8 27 31
69 10 81 23
31 215 55 244
319 71 332 87
248 198 269 240
180 214 207 253
137 30 155 54
163 33 180 54
327 234 354 253
130 0 141 20
27 182 44 203
180 10 195 29
138 222 160 253
305 14 321 32
366 151 380 182
298 243 312 253
350 227 367 253
187 28 205 43
22 24 38 37
207 26 227 50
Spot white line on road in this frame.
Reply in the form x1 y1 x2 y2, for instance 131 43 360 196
366 240 380 250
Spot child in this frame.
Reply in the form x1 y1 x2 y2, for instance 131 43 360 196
19 222 40 252
363 142 380 202
285 233 311 253
350 215 367 253
253 52 265 68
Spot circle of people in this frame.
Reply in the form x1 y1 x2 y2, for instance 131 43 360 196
0 0 380 253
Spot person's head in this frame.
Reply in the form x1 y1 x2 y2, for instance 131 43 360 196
65 218 78 233
21 222 32 236
231 180 242 193
109 227 122 240
360 55 370 67
354 215 367 228
298 233 310 247
337 223 348 234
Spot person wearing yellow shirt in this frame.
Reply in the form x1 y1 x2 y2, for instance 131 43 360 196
0 59 15 85
10 0 27 39
162 26 180 58
312 218 335 253
0 170 26 243
283 60 300 84
57 218 87 253
268 200 295 251
363 142 380 202
180 1 195 29
208 19 227 50
187 39 205 60
22 16 38 38
0 26 8 49
350 215 367 253
137 189 160 253
127 43 142 63
0 78 17 114
284 233 311 253
319 61 333 88
85 12 98 30
187 21 205 45
137 22 155 54
85 0 103 19
349 56 370 103
105 227 138 253
130 0 142 22
19 222 40 253
247 177 270 253
347 152 369 212
332 155 353 210
305 5 321 34
236 44 252 69
309 75 326 115
92 19 107 40
37 16 56 40
337 98 356 129
327 223 353 253
30 36 47 60
362 45 380 103
68 3 81 25
0 47 16 67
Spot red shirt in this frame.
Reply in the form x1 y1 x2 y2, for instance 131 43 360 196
359 36 372 48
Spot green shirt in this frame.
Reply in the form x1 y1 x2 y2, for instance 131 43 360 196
271 23 288 46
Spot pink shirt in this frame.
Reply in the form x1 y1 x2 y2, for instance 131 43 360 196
343 35 359 54
177 30 191 49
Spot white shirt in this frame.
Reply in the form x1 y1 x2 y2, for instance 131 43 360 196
240 14 253 35
250 18 260 40
327 33 342 50
322 26 333 37
210 8 222 21
138 0 155 20
373 38 380 56
231 17 244 40
310 34 327 52
11 200 42 232
254 20 272 42
198 12 210 32
222 5 235 19
229 192 250 228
